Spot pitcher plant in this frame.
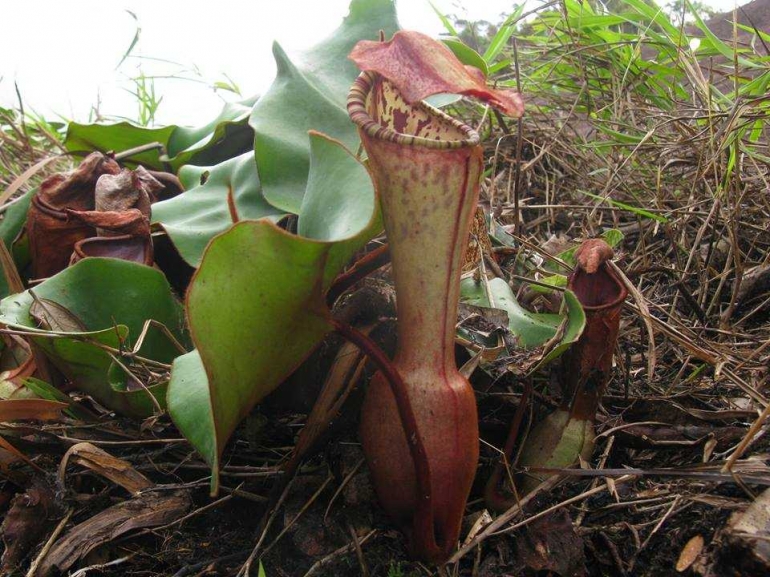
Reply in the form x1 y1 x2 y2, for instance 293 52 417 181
347 31 523 562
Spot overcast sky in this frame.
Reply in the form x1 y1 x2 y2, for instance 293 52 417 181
0 0 745 127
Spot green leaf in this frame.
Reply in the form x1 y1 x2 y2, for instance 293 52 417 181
429 1 459 36
593 126 645 145
736 23 770 45
167 97 258 166
249 0 399 213
117 10 141 69
488 58 512 74
528 274 569 295
460 277 585 362
0 189 33 299
37 326 169 418
166 350 218 479
538 290 587 367
169 134 379 489
578 190 669 223
64 123 175 170
462 278 560 347
482 5 525 63
21 377 94 420
442 38 489 76
620 0 680 38
0 259 188 417
151 152 285 267
0 259 187 345
0 190 32 248
297 132 381 287
688 0 761 69
175 222 333 488
517 409 594 493
64 96 257 171
601 228 625 249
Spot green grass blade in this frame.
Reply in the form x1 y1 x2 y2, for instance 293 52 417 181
482 5 525 63
579 190 669 223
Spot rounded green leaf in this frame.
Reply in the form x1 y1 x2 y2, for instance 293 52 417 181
0 188 33 299
151 152 285 267
0 259 188 417
64 123 176 170
64 97 257 171
169 134 381 489
0 259 187 346
35 326 168 418
298 132 381 288
249 0 399 213
178 221 334 485
460 277 585 357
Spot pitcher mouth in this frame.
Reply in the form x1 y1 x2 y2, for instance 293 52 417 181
347 71 480 150
569 264 628 311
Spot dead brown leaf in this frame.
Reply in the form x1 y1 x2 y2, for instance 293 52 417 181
37 490 190 576
58 442 152 495
0 480 59 573
29 297 88 332
27 152 120 278
676 534 704 572
0 399 67 422
0 435 43 473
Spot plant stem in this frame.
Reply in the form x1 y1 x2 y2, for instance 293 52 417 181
326 244 391 306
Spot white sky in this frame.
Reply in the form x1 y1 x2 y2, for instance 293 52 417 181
0 0 745 127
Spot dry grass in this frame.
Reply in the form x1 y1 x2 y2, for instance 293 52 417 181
484 0 769 399
0 102 68 192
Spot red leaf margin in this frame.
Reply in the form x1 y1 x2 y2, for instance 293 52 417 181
349 30 524 118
